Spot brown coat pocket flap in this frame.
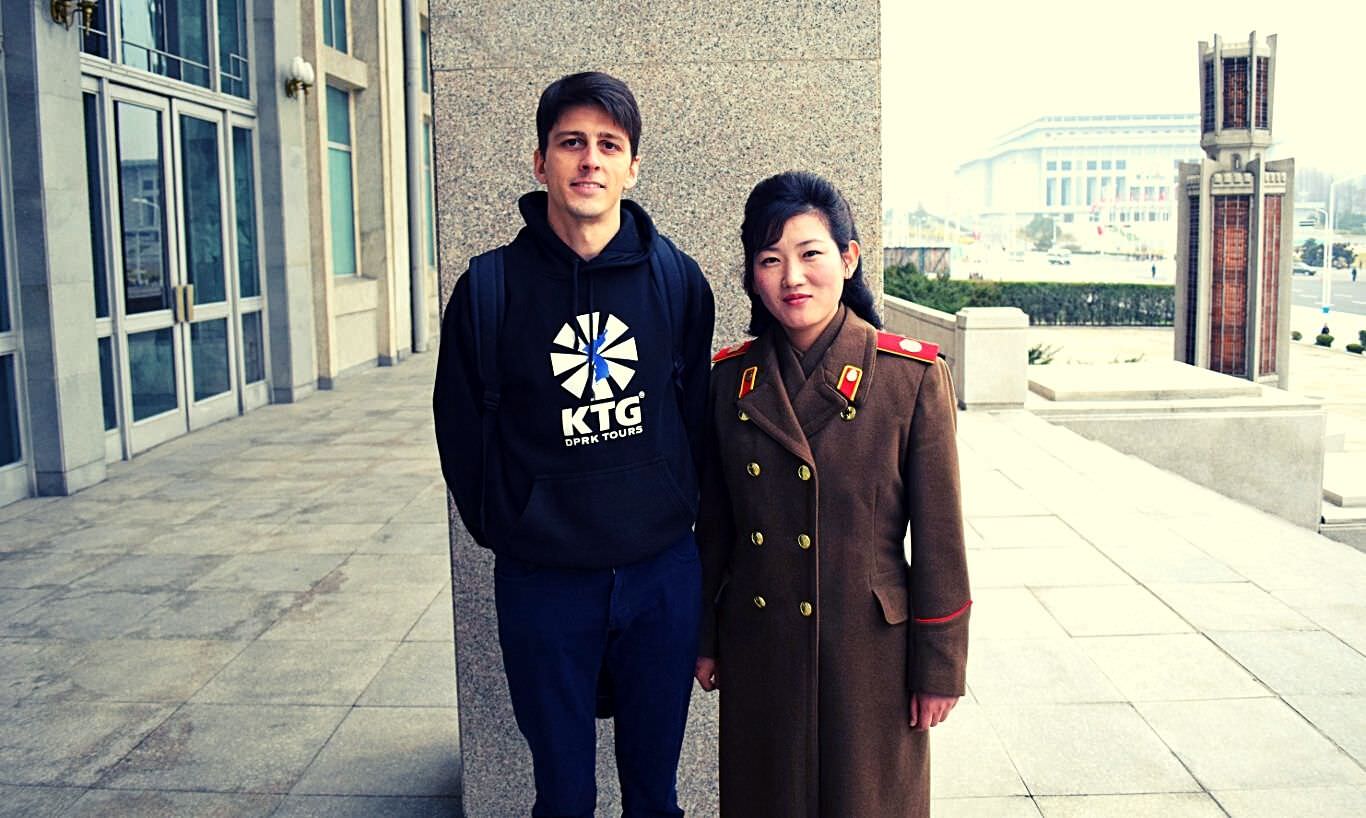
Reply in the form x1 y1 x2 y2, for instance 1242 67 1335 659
872 584 909 625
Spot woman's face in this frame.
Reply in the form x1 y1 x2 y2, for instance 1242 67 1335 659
752 211 860 351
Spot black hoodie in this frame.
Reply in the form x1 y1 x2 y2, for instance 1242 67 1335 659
434 192 715 569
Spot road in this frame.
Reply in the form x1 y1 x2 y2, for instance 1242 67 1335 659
1292 271 1366 317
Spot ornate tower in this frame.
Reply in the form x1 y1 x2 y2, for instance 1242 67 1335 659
1174 32 1294 388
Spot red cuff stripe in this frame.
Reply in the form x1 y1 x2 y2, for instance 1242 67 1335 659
914 600 971 625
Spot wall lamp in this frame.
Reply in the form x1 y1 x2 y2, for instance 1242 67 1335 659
285 56 317 98
50 0 100 29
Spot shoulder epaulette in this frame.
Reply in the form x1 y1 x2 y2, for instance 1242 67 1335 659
711 339 753 364
876 331 939 364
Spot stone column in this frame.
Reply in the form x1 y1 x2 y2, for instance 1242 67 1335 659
253 2 319 402
2 2 106 494
430 3 881 814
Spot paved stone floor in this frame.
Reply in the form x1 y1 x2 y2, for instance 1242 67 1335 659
2 349 1365 817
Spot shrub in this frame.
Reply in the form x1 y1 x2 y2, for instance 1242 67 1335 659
1028 343 1059 365
1316 333 1334 347
1359 329 1366 346
1348 343 1363 355
883 265 1175 326
1291 330 1303 341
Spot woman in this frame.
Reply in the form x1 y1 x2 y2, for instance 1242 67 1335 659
694 171 971 818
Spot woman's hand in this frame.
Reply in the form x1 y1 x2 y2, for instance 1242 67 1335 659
695 657 719 691
909 692 958 730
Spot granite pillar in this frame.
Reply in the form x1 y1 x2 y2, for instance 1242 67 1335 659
430 3 881 814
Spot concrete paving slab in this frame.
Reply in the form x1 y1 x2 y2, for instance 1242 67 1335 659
358 642 458 707
188 553 350 593
1 590 176 640
968 639 1124 705
361 522 451 555
969 515 1092 549
62 788 281 817
191 640 395 706
97 704 349 793
982 703 1198 795
931 796 1043 817
252 523 386 555
290 707 460 797
1034 793 1227 817
319 554 451 594
1284 694 1366 766
0 702 175 786
1149 582 1319 631
967 545 1133 588
1076 634 1269 702
1211 786 1366 818
1033 585 1191 636
0 639 87 705
69 554 229 591
0 552 118 588
0 784 87 817
929 700 1027 799
24 639 245 704
961 470 1050 517
0 588 52 622
124 591 302 641
33 523 160 554
1207 630 1366 695
260 589 438 641
1135 698 1366 790
133 523 285 556
1323 452 1366 507
404 590 455 642
272 795 463 817
967 588 1069 640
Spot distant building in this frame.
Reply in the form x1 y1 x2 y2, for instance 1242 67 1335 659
954 113 1201 253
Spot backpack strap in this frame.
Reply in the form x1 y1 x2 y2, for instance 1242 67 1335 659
467 247 505 535
648 234 689 397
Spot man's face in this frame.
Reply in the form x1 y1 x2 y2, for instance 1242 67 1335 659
534 104 640 225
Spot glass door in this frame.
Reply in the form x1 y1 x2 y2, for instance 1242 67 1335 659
105 87 239 455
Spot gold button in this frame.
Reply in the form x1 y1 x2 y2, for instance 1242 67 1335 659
753 596 766 609
738 410 750 421
841 405 857 421
797 464 812 481
799 601 813 617
747 462 761 477
751 531 764 546
797 534 811 550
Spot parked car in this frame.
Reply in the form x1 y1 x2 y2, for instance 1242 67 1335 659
1292 262 1316 276
1047 248 1072 265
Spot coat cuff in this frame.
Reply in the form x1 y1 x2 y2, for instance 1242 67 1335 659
909 602 970 696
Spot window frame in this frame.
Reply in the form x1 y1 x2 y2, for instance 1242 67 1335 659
325 84 359 277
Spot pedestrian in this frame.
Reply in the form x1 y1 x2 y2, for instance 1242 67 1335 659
433 71 715 817
1353 264 1358 284
1152 262 1157 279
694 171 971 818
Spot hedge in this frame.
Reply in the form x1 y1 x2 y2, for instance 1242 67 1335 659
884 265 1175 326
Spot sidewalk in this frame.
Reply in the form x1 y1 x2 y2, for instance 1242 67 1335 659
0 351 1364 816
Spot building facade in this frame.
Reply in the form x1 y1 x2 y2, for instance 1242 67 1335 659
0 0 440 508
955 113 1201 254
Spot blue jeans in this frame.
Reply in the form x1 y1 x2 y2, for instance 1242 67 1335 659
495 533 701 818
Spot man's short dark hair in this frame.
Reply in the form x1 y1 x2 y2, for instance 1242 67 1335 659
536 72 642 158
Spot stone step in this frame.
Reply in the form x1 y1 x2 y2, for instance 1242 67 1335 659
1322 452 1366 508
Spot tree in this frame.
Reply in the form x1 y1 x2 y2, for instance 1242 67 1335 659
1302 239 1356 268
1021 215 1056 251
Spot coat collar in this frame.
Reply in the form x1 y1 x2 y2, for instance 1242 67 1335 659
734 313 879 462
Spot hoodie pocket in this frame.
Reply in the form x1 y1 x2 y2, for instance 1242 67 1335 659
514 457 692 552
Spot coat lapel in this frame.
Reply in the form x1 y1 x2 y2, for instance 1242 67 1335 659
791 315 878 439
735 333 814 465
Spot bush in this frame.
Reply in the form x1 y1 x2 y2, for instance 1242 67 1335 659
884 265 1175 326
1291 330 1303 341
1348 343 1363 355
1316 334 1334 347
1359 329 1366 346
1029 343 1059 365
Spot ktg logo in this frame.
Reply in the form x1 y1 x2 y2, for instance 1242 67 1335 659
549 312 645 447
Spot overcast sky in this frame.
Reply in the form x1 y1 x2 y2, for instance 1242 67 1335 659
882 0 1366 212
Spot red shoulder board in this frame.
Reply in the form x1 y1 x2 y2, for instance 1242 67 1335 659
711 339 753 364
876 332 938 364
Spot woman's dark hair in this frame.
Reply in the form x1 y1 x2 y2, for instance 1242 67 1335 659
740 171 882 336
536 72 642 157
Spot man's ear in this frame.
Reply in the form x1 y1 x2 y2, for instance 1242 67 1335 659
532 148 547 184
623 155 641 190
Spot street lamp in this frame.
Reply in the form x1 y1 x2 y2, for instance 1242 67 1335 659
1321 174 1366 323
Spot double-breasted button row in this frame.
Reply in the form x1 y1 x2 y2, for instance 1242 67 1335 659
751 596 815 618
745 462 813 481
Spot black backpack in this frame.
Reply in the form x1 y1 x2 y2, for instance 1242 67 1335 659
465 236 690 535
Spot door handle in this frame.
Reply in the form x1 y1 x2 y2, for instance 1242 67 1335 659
172 284 184 323
183 284 195 322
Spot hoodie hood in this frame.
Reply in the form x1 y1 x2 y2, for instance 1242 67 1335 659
516 191 656 276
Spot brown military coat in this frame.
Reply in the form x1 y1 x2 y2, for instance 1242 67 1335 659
696 312 971 818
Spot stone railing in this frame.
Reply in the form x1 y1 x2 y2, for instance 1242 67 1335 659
883 295 1030 409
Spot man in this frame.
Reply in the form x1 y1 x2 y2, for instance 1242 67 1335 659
434 72 714 817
